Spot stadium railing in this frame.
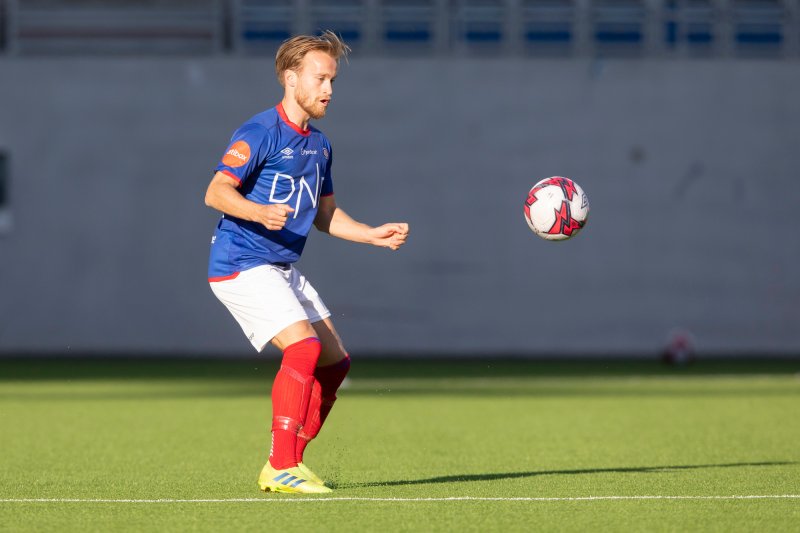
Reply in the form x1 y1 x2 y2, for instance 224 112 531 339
235 0 370 55
6 0 224 55
1 0 797 58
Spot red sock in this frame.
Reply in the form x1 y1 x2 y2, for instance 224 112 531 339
297 355 351 460
269 337 320 469
297 379 322 459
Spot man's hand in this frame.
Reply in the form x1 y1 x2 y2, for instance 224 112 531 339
205 173 295 231
367 223 409 251
255 204 295 231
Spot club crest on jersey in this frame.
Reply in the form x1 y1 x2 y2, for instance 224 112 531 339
280 147 294 159
222 140 251 168
323 148 329 159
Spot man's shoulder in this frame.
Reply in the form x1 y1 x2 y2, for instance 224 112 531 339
238 107 281 136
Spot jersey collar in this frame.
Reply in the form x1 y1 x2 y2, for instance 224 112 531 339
277 102 311 137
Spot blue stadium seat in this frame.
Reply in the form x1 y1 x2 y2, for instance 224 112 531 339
522 0 575 55
592 0 646 52
382 0 435 44
663 0 715 53
238 0 294 52
454 0 506 49
733 0 784 52
310 0 364 46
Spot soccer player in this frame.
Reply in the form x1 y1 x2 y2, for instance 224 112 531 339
204 32 409 494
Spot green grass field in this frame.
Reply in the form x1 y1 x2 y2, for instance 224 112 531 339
1 358 798 532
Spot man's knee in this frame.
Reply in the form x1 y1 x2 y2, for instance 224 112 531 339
313 320 348 366
272 320 317 351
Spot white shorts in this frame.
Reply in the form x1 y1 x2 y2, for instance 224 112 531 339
209 264 331 352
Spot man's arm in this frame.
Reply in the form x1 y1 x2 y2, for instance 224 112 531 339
205 171 294 231
314 194 409 251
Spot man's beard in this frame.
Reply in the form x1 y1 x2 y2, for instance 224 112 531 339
296 87 326 120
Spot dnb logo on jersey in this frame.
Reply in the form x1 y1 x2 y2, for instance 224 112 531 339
222 141 251 167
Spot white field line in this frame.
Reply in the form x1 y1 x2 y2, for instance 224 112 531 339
0 495 798 504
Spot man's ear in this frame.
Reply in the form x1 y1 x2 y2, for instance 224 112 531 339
285 70 298 88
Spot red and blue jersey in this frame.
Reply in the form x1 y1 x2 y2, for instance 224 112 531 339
208 103 334 281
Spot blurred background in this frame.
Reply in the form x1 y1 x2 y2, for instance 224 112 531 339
0 0 797 359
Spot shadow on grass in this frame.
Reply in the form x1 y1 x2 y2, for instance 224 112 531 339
3 383 799 402
1 358 798 401
334 461 796 489
0 357 798 382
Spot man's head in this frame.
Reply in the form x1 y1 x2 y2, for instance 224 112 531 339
276 31 350 120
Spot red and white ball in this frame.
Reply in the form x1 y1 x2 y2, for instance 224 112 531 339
524 176 589 241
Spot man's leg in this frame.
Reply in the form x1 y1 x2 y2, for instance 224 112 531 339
296 318 351 462
210 266 331 493
268 319 319 470
257 319 333 493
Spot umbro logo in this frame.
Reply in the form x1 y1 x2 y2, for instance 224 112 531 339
280 147 294 158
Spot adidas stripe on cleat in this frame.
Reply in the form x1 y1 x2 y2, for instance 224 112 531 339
258 463 332 494
297 462 325 486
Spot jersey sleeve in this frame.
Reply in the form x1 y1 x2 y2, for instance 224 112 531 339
214 124 272 187
320 143 334 197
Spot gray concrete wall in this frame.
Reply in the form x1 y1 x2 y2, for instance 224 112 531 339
0 57 798 356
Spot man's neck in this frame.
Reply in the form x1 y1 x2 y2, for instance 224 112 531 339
280 98 310 131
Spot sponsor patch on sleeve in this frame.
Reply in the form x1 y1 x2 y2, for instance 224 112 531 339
221 140 251 168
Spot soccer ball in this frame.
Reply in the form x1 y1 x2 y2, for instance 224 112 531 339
524 176 589 241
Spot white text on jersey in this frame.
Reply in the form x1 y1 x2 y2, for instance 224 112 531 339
268 163 323 218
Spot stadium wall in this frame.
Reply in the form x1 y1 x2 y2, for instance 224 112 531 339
0 57 797 357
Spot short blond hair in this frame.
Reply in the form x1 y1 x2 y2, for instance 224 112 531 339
275 31 350 86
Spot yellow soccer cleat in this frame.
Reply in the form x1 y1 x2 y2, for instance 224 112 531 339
258 463 332 494
297 462 325 486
